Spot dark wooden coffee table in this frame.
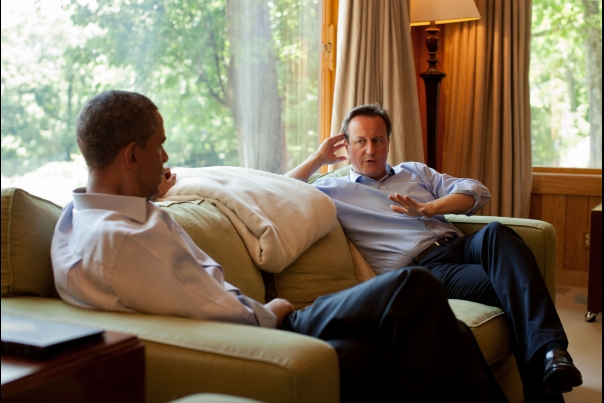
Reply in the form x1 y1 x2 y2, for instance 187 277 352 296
1 331 145 403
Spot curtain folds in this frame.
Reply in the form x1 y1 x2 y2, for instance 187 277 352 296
441 0 533 218
330 0 423 168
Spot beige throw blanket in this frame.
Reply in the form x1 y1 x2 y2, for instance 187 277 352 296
156 167 337 273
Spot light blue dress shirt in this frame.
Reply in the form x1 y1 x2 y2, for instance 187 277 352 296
312 162 491 274
51 190 277 328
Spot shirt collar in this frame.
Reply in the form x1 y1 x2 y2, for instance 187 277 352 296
72 188 149 224
349 164 395 183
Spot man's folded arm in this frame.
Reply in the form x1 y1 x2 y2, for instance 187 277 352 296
112 235 277 327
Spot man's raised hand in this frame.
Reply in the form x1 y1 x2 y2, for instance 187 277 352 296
315 133 348 166
285 133 348 181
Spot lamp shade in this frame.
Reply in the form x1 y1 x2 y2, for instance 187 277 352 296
410 0 480 26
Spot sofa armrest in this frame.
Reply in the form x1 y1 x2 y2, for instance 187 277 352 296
445 215 557 302
1 297 339 403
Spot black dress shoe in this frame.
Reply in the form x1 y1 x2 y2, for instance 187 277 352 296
543 349 583 393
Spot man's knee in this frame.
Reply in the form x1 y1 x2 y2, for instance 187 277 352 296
390 266 443 292
484 221 505 233
483 221 520 240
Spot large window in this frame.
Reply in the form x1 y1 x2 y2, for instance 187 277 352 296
1 0 321 205
530 0 602 168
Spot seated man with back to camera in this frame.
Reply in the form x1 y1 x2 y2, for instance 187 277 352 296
285 103 582 403
50 90 508 403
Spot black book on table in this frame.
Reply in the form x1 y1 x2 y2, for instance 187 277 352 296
1 314 104 359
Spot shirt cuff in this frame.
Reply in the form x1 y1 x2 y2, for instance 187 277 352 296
237 295 278 328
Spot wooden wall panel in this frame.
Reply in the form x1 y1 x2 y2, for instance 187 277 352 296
532 173 602 196
530 194 541 220
530 170 601 287
540 195 567 273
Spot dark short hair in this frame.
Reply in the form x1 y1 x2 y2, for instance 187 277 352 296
340 103 392 140
76 90 159 169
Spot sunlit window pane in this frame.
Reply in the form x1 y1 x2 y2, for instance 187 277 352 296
530 0 602 168
1 0 321 205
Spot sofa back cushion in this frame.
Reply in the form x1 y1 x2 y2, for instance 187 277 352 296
156 200 266 303
1 188 62 298
272 222 360 309
308 165 351 184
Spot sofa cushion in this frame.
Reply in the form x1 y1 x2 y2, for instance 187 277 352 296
309 165 351 184
1 297 340 403
449 299 512 365
156 200 265 303
272 222 360 309
1 187 62 298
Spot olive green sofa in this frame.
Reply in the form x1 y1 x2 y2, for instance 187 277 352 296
1 185 557 403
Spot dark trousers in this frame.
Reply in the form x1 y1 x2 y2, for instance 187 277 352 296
280 267 507 403
419 222 567 402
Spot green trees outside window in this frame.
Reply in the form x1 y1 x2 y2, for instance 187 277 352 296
530 0 602 168
1 0 320 186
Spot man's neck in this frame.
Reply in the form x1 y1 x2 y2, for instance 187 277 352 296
350 167 389 182
87 168 139 197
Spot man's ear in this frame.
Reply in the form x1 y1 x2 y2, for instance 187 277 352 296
123 141 138 171
344 139 350 155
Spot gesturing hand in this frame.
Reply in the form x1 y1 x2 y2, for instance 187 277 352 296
388 193 435 218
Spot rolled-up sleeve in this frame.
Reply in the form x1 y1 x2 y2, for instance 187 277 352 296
449 180 491 215
422 165 491 216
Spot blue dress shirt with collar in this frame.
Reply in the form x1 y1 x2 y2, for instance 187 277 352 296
312 162 491 273
51 190 277 328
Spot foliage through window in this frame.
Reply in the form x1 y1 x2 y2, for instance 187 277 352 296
1 0 321 205
530 0 602 168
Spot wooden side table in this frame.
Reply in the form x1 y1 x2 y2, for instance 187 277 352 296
586 203 602 322
1 331 145 403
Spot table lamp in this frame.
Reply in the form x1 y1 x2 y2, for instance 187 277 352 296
410 0 481 169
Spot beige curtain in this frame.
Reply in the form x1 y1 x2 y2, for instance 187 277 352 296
330 0 423 168
441 0 532 217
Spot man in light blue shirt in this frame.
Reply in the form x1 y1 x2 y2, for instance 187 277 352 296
286 104 582 402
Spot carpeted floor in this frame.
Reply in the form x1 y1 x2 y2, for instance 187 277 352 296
555 286 602 403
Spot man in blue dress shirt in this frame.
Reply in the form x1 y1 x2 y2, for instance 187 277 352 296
286 104 582 402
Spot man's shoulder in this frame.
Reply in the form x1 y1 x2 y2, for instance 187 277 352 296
393 161 428 173
311 175 351 189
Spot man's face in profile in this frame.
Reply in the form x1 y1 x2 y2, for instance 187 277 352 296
136 110 169 199
345 115 390 181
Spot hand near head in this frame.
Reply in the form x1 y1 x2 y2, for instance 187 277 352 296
389 193 434 218
157 167 177 198
315 133 348 166
285 133 348 181
264 298 295 328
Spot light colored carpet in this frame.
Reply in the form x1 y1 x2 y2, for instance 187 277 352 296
555 286 602 403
